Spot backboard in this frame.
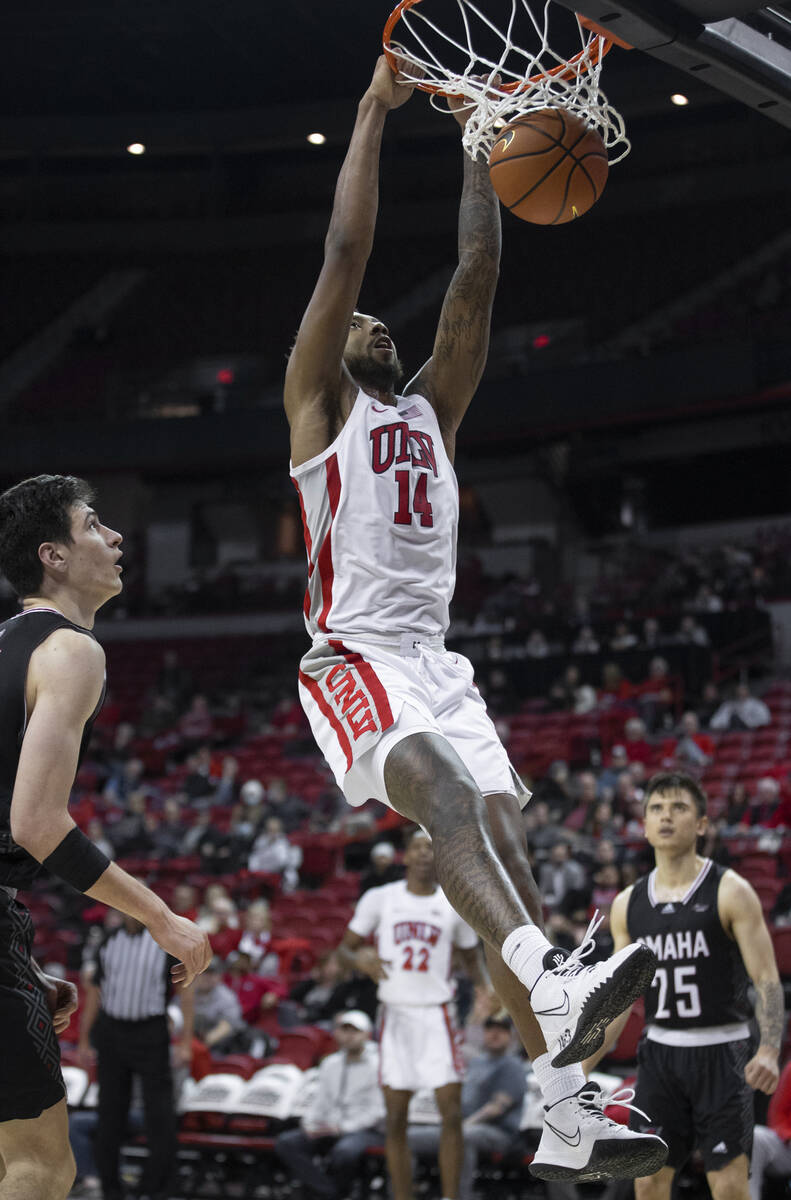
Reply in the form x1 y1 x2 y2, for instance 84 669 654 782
552 0 791 126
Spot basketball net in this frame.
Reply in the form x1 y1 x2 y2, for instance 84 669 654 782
384 0 631 163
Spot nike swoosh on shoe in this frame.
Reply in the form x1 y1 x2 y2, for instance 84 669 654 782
545 1121 582 1147
533 989 571 1017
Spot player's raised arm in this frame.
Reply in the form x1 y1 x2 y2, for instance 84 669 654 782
285 56 417 466
408 94 502 455
582 887 636 1075
720 871 783 1095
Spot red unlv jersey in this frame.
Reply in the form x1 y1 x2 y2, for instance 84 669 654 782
290 390 458 640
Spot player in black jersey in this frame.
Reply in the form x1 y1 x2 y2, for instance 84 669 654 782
0 475 211 1200
585 771 783 1200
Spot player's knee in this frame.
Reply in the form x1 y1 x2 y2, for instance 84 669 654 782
709 1172 750 1200
635 1172 671 1200
22 1148 75 1200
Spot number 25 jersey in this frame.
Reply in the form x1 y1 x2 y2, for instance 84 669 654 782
627 859 750 1031
348 879 478 1006
290 390 458 641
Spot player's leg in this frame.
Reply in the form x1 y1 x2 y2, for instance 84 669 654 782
433 1081 464 1200
0 1099 76 1200
384 1087 415 1200
707 1155 751 1200
384 732 656 1068
384 733 527 945
482 791 548 1060
634 1165 676 1200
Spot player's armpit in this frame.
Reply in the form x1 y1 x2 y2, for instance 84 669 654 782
10 631 106 858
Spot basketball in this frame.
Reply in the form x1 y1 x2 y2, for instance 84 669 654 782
488 108 609 225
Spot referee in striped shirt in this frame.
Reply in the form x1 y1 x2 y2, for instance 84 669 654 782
79 912 194 1200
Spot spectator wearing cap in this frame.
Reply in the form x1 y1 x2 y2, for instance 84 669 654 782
274 1010 384 1199
359 842 403 896
408 1015 527 1200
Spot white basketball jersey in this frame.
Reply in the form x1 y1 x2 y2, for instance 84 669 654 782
348 880 479 1006
290 390 458 640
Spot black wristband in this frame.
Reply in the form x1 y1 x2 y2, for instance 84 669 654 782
42 827 110 892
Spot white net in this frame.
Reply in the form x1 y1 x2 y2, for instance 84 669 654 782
384 0 630 163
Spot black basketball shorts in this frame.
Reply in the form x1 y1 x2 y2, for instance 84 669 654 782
629 1035 754 1172
0 890 65 1122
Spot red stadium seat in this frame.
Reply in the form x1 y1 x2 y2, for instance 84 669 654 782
208 1055 261 1080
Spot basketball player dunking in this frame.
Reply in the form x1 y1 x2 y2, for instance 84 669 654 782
0 475 211 1200
286 55 666 1179
584 771 783 1200
341 830 486 1200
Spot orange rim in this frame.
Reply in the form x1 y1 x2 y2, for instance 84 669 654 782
383 0 615 97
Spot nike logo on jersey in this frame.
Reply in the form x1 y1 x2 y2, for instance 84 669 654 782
372 404 391 413
545 1120 582 1148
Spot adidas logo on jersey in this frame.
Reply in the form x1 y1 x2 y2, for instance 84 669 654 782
712 1141 728 1154
661 903 676 914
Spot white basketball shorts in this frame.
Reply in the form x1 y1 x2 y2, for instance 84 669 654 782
298 633 530 810
379 1001 465 1091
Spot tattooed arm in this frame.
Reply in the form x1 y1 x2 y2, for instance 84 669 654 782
720 870 783 1095
407 102 502 460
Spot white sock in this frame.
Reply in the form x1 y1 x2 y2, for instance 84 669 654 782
501 924 554 992
531 1052 586 1108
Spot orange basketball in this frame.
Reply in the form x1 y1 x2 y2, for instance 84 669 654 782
488 108 608 225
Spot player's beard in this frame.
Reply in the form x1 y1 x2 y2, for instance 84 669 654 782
346 350 404 395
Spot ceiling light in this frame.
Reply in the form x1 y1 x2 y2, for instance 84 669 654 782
670 93 689 106
126 142 146 155
307 132 326 145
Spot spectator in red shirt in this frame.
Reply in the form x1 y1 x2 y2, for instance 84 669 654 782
224 951 287 1024
749 1061 791 1200
622 717 654 766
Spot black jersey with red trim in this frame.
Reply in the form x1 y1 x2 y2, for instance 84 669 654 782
0 609 104 889
627 859 751 1030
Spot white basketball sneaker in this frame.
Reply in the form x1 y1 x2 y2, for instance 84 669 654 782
529 916 657 1067
530 1082 668 1181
